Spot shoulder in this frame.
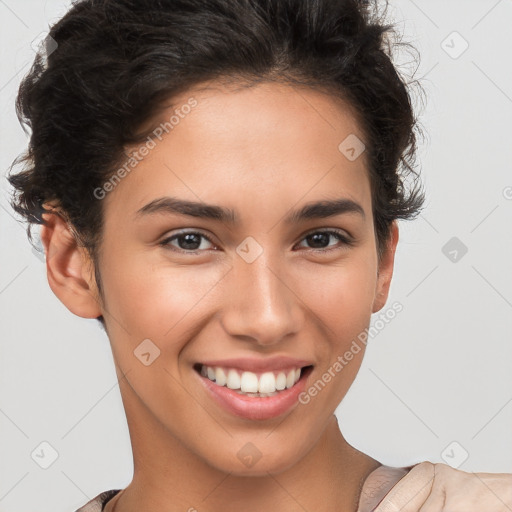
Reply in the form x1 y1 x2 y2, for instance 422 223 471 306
359 461 512 512
74 489 122 512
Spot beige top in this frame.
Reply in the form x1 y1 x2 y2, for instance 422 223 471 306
73 463 415 511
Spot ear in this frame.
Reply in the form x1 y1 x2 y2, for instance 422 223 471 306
372 221 399 313
40 206 103 319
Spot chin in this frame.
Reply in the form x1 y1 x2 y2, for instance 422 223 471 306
201 441 307 477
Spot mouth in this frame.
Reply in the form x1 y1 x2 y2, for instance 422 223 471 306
193 360 314 420
193 363 313 397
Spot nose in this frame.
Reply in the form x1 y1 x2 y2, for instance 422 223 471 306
220 250 304 347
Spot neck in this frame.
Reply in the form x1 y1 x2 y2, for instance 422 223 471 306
106 385 380 512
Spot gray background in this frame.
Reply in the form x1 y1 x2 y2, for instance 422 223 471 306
1 1 511 511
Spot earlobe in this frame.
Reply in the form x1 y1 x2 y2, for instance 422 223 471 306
40 206 103 319
372 221 399 313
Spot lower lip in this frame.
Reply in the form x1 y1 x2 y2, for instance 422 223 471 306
197 368 312 421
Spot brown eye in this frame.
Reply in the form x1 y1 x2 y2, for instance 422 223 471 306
160 231 216 253
296 230 353 252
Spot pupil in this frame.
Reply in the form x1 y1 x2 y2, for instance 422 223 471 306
308 233 329 248
180 233 201 250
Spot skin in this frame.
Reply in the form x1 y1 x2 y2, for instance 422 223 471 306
41 80 400 512
360 461 512 512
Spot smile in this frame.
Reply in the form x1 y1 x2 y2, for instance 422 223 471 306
194 360 314 420
199 364 302 396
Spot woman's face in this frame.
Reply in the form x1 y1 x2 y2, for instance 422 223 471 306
45 80 397 476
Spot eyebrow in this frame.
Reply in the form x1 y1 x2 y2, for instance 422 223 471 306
135 196 365 224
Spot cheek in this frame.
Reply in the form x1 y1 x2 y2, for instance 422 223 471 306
99 250 229 346
100 241 377 363
299 253 377 335
290 266 376 442
296 254 377 394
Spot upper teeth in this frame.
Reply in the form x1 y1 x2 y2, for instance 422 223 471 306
201 365 302 393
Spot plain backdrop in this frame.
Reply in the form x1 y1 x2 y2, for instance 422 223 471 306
1 1 511 511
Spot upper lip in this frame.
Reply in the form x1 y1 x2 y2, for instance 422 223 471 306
197 356 313 373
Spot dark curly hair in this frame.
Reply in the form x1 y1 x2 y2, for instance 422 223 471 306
8 0 425 312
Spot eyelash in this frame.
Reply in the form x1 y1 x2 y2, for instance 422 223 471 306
159 229 354 255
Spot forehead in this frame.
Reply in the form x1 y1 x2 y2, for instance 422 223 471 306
103 80 371 221
153 79 366 157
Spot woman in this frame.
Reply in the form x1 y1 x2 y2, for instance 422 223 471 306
8 0 511 511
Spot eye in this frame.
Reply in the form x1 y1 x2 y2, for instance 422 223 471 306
159 231 217 253
159 228 353 255
295 229 353 252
